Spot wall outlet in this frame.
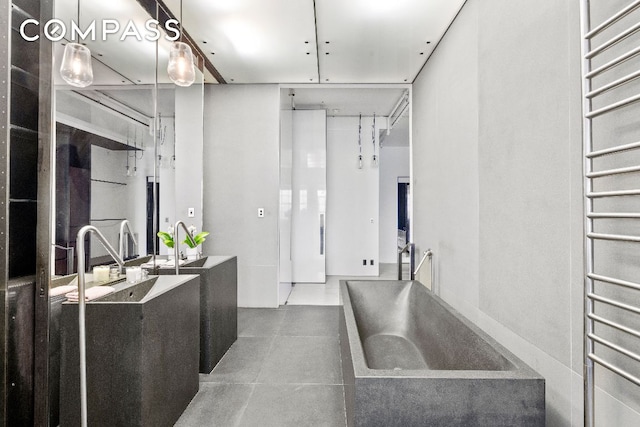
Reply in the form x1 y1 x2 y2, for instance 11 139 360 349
362 259 367 266
370 260 374 266
258 208 265 218
188 207 195 218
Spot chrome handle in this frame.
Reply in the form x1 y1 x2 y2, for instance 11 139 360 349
319 213 325 255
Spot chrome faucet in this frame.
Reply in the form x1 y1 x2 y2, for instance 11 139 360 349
76 225 125 427
118 219 138 261
174 220 197 275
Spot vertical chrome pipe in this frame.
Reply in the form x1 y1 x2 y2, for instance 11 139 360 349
76 225 124 427
118 220 138 263
580 0 595 425
409 243 416 281
174 220 196 275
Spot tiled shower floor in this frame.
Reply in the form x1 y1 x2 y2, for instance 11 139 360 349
175 306 346 426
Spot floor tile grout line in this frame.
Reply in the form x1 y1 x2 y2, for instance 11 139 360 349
231 383 256 427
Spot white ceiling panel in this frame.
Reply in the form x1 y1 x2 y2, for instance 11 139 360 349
54 0 159 85
315 0 465 83
286 87 407 117
175 0 319 83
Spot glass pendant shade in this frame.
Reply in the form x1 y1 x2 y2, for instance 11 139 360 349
167 41 196 87
60 43 93 88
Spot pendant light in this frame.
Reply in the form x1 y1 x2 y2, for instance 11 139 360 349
60 0 93 87
167 0 196 87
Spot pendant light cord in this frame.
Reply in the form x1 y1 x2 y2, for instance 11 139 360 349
372 113 376 157
358 114 362 156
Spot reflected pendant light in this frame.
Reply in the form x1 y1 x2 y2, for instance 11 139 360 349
167 0 196 87
60 0 93 87
357 114 363 169
372 113 378 167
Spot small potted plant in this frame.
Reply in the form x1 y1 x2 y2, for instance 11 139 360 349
157 225 209 259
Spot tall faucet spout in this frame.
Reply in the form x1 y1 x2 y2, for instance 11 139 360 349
118 220 138 261
174 220 196 275
76 225 125 427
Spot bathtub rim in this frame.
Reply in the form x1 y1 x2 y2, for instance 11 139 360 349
340 279 544 380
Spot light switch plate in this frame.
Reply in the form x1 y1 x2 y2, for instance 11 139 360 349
258 208 265 218
188 208 195 218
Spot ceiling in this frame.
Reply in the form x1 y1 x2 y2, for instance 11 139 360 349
52 0 465 85
52 0 465 146
164 0 466 84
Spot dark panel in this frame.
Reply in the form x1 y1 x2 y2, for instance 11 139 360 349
9 127 37 200
7 278 35 426
10 82 38 131
12 0 39 20
9 202 36 278
11 10 39 76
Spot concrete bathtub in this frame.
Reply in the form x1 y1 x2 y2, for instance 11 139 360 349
339 280 545 427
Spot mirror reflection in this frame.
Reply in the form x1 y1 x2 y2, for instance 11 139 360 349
48 0 205 424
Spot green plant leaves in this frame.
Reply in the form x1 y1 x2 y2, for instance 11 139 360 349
184 231 209 249
157 231 175 248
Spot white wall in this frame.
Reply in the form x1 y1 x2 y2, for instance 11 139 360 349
411 0 640 425
379 145 410 264
157 116 176 256
175 84 204 235
326 116 379 276
203 84 280 307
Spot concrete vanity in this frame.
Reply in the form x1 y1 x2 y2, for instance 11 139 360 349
59 274 200 427
158 255 238 373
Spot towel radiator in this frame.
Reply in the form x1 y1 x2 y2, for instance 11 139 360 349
580 1 640 425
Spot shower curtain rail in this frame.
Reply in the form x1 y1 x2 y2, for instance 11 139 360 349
587 232 640 243
585 45 640 79
588 293 640 315
588 212 640 219
585 0 640 38
589 313 640 340
586 93 640 118
589 354 640 388
589 333 640 365
587 140 640 158
587 164 640 178
587 189 640 198
586 69 640 98
581 1 640 424
588 273 640 291
585 21 640 59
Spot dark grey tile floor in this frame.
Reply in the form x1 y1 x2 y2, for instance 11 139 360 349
175 306 346 427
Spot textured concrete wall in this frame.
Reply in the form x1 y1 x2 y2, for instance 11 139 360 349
412 0 640 425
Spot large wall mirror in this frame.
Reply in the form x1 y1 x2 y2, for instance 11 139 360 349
45 0 205 424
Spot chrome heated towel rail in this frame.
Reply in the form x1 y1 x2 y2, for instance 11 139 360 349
581 1 640 425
